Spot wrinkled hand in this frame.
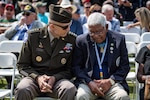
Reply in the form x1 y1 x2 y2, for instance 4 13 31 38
37 75 52 93
88 81 104 97
48 76 56 89
126 24 135 29
19 16 26 26
94 79 111 93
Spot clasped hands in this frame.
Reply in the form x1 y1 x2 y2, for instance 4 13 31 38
88 79 112 97
36 74 55 93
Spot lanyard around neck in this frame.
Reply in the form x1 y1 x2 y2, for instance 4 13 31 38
94 38 108 79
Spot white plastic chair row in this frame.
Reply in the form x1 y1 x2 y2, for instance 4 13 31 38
0 52 17 100
140 32 150 42
120 26 141 35
121 33 141 44
0 40 24 99
0 40 23 53
125 41 138 100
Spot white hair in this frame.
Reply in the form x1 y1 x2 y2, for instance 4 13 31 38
87 12 107 27
101 4 114 13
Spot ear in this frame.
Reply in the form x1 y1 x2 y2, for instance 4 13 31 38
49 23 55 29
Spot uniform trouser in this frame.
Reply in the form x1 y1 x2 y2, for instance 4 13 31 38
75 83 130 100
14 77 77 100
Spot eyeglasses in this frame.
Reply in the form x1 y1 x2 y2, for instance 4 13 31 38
90 28 104 35
51 23 70 30
22 12 31 16
6 8 13 11
92 10 101 13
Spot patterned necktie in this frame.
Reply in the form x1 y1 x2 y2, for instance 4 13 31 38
18 28 27 40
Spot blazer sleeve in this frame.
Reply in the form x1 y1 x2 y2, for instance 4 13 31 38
72 36 92 84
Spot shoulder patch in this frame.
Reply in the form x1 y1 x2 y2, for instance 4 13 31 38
28 28 41 34
68 32 77 37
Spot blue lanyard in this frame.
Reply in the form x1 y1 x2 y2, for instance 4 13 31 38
94 38 108 79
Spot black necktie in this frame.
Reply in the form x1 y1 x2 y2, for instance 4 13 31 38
51 38 58 53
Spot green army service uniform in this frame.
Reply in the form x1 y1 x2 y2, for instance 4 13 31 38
15 26 77 100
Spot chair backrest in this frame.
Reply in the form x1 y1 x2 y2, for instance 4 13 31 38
138 41 150 51
121 33 141 44
0 52 17 68
0 34 8 42
123 21 133 26
0 40 23 53
0 52 17 100
120 26 141 35
140 32 150 42
126 41 137 55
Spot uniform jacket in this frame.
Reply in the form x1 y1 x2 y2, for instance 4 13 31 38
4 20 44 40
17 26 76 82
72 30 130 93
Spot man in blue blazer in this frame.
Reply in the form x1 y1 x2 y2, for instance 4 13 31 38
72 12 130 100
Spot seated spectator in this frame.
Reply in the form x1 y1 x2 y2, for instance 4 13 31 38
72 12 130 100
60 0 83 36
16 0 31 20
101 4 120 32
79 1 91 26
135 44 150 100
127 7 150 35
4 4 44 41
0 4 17 23
35 1 49 24
102 0 123 26
0 1 6 20
0 4 17 34
82 3 102 34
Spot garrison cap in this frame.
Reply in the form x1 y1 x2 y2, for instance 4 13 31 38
49 4 72 23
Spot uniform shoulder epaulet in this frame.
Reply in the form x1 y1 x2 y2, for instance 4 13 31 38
68 31 77 37
28 28 41 34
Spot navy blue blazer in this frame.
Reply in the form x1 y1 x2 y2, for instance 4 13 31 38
72 30 130 93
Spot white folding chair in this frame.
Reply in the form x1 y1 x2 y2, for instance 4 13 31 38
0 40 23 53
123 21 133 26
125 41 138 100
121 33 141 44
0 40 23 99
120 26 141 35
140 32 150 42
0 34 8 42
0 52 17 100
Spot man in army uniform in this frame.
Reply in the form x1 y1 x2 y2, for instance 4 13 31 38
14 4 77 100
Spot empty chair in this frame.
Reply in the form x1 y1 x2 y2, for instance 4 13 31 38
123 21 133 26
126 41 138 100
121 33 141 44
120 26 141 35
0 34 8 42
140 32 150 42
0 52 17 100
0 40 23 53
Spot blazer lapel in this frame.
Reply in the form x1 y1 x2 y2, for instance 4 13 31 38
107 32 115 69
87 35 96 68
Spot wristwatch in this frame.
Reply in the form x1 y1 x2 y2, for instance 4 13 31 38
109 78 115 86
